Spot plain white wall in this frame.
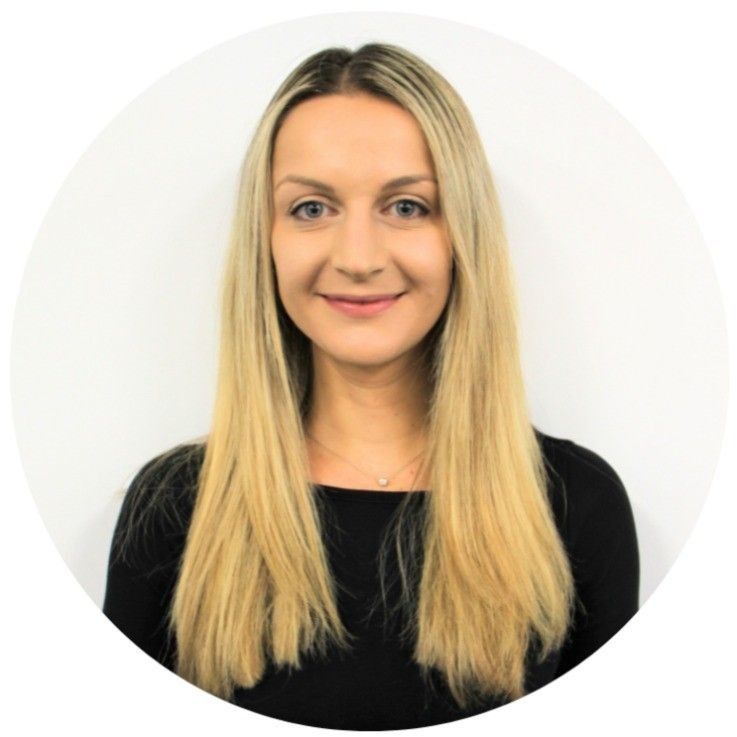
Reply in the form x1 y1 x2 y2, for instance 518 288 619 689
10 13 728 611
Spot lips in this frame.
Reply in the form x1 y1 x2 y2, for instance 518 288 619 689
321 292 403 303
321 293 403 317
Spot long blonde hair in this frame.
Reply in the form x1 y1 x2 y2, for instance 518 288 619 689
120 43 574 710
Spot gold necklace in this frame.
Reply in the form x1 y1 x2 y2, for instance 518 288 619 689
306 432 425 489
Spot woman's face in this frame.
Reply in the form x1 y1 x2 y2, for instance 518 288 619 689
271 93 452 370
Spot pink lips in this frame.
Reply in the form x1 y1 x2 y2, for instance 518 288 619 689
322 293 403 317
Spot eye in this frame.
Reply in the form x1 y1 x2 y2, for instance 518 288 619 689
289 200 329 221
389 199 431 218
288 198 431 222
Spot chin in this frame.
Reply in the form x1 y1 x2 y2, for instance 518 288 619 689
318 344 406 368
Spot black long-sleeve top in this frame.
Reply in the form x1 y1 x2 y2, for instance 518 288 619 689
102 431 640 730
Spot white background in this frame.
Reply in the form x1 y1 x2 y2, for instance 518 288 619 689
2 1 735 734
9 7 725 615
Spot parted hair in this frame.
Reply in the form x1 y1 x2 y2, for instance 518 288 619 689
115 42 575 710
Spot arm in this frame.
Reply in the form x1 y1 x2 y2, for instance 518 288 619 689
102 452 195 671
554 441 640 677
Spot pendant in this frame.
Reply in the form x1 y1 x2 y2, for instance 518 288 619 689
378 477 388 487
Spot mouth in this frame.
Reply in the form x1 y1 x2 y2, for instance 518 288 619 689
320 292 405 303
320 292 405 317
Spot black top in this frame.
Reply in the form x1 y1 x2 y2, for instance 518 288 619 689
103 431 640 730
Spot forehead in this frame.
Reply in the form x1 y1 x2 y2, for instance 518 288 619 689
271 94 434 179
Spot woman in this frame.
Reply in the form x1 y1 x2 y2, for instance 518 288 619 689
103 43 640 730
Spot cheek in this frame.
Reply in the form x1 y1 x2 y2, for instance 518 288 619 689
409 245 452 291
271 247 316 305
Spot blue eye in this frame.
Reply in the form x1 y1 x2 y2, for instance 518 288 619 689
288 199 430 221
290 201 327 220
390 199 430 218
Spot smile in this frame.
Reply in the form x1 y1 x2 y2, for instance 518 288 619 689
321 293 403 317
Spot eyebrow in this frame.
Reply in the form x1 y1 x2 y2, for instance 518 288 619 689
273 174 438 195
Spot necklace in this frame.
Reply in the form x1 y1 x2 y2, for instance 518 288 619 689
306 432 425 489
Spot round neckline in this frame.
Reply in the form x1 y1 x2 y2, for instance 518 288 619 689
315 483 428 502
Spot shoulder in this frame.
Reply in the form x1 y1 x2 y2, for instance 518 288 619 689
127 441 205 495
113 442 206 568
534 428 637 551
124 441 205 519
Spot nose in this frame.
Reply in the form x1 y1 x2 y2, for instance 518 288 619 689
330 205 387 279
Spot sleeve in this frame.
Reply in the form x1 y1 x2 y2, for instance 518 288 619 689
102 456 192 672
554 441 641 678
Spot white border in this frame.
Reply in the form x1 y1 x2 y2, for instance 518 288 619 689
2 2 735 734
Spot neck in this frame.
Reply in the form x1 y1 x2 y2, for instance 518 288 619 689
305 348 431 457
